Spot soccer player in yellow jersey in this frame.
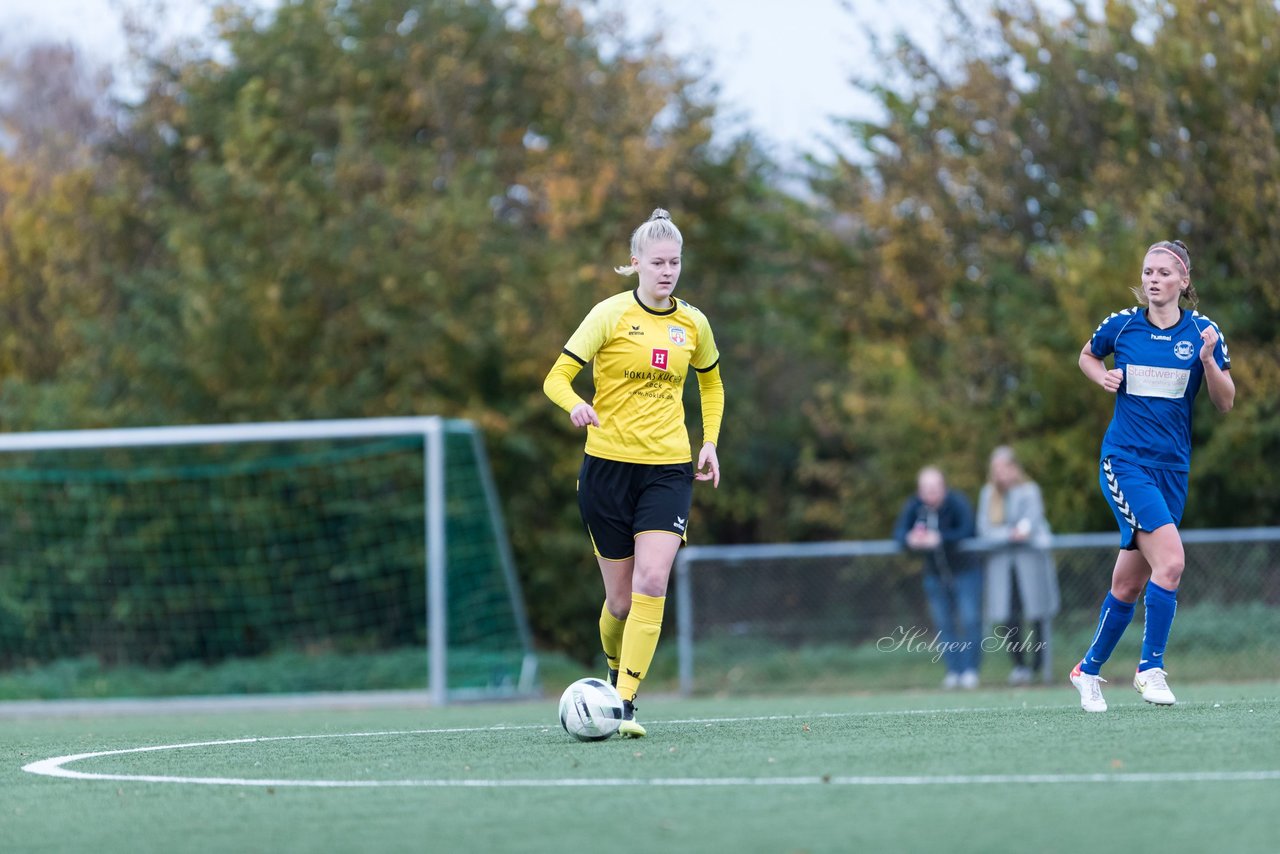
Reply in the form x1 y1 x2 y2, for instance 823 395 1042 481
544 209 724 737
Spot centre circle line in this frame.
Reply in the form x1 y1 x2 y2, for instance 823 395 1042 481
22 705 1280 788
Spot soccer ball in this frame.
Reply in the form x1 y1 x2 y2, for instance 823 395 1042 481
558 677 624 741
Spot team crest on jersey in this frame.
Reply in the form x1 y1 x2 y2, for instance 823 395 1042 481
668 325 687 346
651 349 669 370
1173 340 1195 361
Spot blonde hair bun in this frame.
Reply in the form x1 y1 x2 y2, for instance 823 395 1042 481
614 208 684 276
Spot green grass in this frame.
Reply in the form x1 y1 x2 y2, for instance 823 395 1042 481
5 601 1275 701
685 601 1280 694
0 647 533 700
4 682 1280 853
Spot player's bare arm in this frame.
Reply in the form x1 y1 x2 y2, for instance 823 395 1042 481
1079 341 1123 393
1199 326 1235 412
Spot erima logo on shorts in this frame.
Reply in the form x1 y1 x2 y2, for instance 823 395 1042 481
673 516 686 533
651 349 669 369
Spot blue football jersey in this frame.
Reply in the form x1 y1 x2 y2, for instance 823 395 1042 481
1089 307 1231 472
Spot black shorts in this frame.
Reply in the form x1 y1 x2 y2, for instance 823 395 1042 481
577 455 694 561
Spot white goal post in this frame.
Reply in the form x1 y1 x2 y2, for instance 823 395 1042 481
0 417 538 704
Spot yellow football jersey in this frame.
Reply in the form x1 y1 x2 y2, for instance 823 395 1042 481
559 290 720 464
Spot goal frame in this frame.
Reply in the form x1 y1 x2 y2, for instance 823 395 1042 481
0 416 538 705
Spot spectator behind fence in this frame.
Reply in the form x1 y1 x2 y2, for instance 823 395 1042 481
893 466 983 689
977 446 1060 685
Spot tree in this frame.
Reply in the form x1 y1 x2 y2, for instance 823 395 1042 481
810 0 1280 534
0 43 135 430
91 0 841 651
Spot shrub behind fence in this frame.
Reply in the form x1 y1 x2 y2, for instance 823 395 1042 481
673 528 1280 695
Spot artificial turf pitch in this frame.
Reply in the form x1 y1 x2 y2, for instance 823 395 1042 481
4 682 1279 853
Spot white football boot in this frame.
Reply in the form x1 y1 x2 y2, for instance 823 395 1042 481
1070 661 1108 712
1134 667 1176 705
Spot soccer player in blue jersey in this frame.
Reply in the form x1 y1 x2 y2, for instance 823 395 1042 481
1070 239 1234 712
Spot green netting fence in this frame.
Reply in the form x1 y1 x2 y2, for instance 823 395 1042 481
0 418 536 702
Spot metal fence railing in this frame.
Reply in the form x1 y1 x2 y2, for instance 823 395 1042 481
672 527 1280 696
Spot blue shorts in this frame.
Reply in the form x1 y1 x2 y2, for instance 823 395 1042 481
1099 456 1188 550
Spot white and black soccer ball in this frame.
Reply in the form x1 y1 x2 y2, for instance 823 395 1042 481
558 677 624 741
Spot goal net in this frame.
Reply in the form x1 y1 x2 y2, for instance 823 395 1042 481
0 417 537 703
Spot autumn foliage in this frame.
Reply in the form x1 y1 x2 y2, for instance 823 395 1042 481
1 0 1275 653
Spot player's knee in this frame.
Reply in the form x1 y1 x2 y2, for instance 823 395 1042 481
631 565 671 598
1112 579 1144 602
606 596 631 619
1152 557 1184 589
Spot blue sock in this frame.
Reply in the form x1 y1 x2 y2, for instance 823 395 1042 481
1080 592 1136 676
1139 582 1178 672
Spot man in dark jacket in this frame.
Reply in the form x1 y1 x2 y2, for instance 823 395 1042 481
893 466 983 689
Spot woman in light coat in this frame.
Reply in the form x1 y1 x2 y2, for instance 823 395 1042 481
977 446 1060 684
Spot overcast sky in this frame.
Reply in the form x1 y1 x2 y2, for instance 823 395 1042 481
0 0 964 162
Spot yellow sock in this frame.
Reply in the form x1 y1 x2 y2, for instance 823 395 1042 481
599 602 626 671
616 593 665 701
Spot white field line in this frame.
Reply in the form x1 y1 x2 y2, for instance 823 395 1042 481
21 704 1280 789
